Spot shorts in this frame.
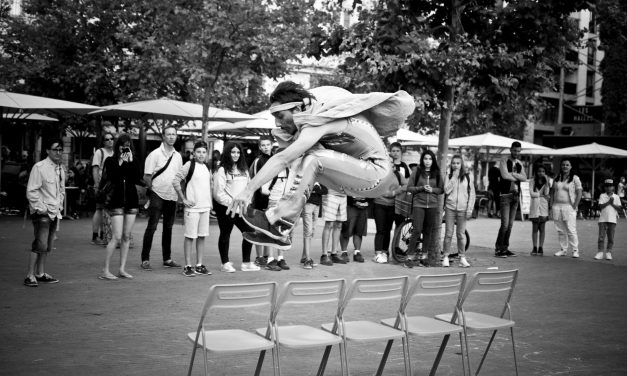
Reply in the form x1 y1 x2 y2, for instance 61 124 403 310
184 210 210 239
108 207 139 216
322 194 347 222
300 203 320 238
530 216 548 224
341 206 368 237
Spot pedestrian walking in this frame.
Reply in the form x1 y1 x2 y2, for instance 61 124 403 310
529 165 551 256
594 179 622 261
551 158 583 258
23 139 65 287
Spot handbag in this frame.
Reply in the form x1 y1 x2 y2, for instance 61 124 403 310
96 181 114 206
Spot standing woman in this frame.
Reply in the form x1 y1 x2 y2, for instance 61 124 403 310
405 150 444 267
551 158 583 258
442 155 475 268
529 165 551 256
213 142 260 272
99 134 144 280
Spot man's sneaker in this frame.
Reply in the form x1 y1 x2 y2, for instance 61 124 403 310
241 262 261 272
538 247 544 256
341 252 350 263
303 258 314 269
330 253 346 264
141 261 152 270
606 252 613 260
277 259 290 270
531 247 538 256
554 250 567 257
24 276 38 287
353 252 365 263
91 238 107 246
594 252 604 260
320 254 333 266
494 251 508 258
572 250 580 258
265 260 283 271
243 232 291 250
255 256 268 266
300 257 307 264
195 265 211 275
242 208 291 240
163 260 181 268
459 257 471 268
183 266 196 277
221 262 236 273
502 250 517 257
442 256 450 267
373 252 388 264
35 273 59 284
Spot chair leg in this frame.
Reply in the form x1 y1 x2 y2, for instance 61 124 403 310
254 350 266 376
203 347 209 376
188 344 198 376
402 336 412 376
475 330 497 376
316 345 333 376
339 342 349 376
429 334 450 376
375 339 395 376
510 327 519 376
457 332 468 376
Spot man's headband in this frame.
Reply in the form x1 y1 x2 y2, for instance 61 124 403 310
269 98 313 114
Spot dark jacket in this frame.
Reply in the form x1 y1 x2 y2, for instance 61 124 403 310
100 157 144 210
407 168 444 208
306 183 328 206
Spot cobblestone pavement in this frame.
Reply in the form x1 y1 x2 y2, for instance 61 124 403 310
1 214 626 375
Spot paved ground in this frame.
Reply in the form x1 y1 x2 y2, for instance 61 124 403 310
1 213 626 376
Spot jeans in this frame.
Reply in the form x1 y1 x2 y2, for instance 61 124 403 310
553 204 579 252
443 208 467 256
31 214 58 253
141 192 177 262
495 193 519 252
300 203 320 239
214 202 253 264
408 207 440 254
373 203 395 252
598 222 616 252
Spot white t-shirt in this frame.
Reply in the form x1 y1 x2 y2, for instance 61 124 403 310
173 161 212 212
144 144 183 201
91 148 114 178
598 193 621 224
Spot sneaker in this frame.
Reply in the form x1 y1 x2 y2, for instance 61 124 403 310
242 208 292 240
320 254 333 266
24 276 38 287
531 247 538 256
572 250 580 258
243 232 291 250
265 260 283 271
341 252 350 263
554 250 567 257
277 259 290 270
241 262 261 272
502 250 517 257
442 256 450 267
140 260 152 270
303 258 314 269
373 252 388 264
221 262 236 273
353 252 365 263
91 238 107 246
459 257 470 268
300 257 307 264
403 259 416 268
606 252 613 261
183 266 196 277
538 247 544 256
163 260 181 268
594 252 604 260
330 253 346 264
194 265 211 275
35 273 59 284
494 250 508 258
255 256 268 266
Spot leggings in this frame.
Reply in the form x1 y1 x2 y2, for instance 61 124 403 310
214 202 253 264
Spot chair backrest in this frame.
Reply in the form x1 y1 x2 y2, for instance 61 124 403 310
198 282 278 324
273 279 346 320
403 273 467 315
339 276 409 317
459 270 518 318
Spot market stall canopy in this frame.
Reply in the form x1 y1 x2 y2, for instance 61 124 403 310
396 128 440 146
449 132 553 153
2 113 58 121
0 90 100 116
90 98 258 122
195 110 277 139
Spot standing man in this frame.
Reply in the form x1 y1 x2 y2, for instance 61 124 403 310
24 139 65 287
141 126 183 270
90 132 115 245
495 141 527 257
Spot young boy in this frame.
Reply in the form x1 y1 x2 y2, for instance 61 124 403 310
320 188 347 266
595 179 622 261
340 196 369 263
173 141 212 276
300 182 327 269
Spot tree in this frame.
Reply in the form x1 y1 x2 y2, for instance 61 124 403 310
597 0 627 135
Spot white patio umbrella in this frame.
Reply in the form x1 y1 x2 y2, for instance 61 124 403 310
2 113 58 121
396 128 440 146
552 142 627 198
185 110 277 139
448 132 553 152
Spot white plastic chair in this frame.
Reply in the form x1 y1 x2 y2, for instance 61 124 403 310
256 279 347 376
381 273 468 376
435 270 519 376
322 276 411 376
187 282 278 376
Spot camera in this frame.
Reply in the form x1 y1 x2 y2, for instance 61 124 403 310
122 147 131 153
